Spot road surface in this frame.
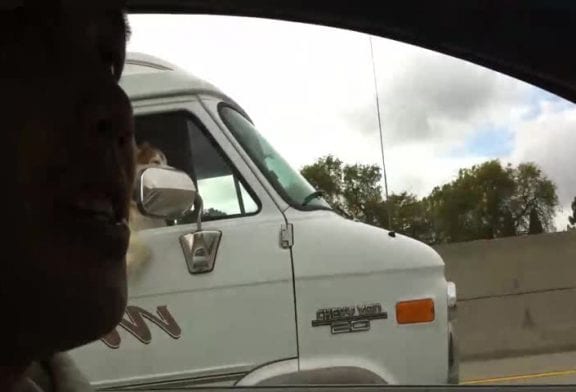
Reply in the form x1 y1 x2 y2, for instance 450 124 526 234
461 350 576 385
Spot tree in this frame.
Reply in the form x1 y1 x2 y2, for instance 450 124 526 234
528 208 544 234
301 155 344 209
301 156 383 221
508 163 558 234
426 160 516 243
203 208 228 219
301 156 558 245
341 163 382 223
175 207 227 225
301 156 434 240
427 160 558 243
569 197 576 229
375 192 434 243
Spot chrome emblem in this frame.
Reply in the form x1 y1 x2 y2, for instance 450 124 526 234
312 303 388 334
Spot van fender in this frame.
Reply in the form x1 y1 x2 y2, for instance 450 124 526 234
236 357 393 386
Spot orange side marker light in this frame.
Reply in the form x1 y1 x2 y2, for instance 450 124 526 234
396 298 435 324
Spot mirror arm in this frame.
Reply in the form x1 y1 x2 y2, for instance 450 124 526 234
195 194 204 231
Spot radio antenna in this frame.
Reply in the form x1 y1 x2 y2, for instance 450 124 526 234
369 35 392 229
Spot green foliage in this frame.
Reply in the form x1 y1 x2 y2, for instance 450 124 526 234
342 163 382 221
569 197 576 229
528 208 544 234
301 155 344 209
427 160 516 243
173 207 227 225
510 163 558 234
301 156 560 245
379 192 434 243
427 160 558 243
301 155 384 221
301 156 432 242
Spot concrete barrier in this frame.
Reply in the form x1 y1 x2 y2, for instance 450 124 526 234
434 231 576 360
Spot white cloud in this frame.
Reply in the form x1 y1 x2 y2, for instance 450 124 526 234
510 100 576 228
128 14 378 170
359 39 533 147
384 143 490 197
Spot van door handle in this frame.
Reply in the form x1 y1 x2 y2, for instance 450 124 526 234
179 231 222 274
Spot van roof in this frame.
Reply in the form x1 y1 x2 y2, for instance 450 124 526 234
121 52 226 101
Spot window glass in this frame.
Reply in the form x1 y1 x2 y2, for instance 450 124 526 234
134 111 259 224
220 106 331 210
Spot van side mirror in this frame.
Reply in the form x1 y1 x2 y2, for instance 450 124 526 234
136 167 197 219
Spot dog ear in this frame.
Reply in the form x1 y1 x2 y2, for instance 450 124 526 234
136 142 167 166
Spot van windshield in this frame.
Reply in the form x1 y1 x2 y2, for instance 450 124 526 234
220 105 331 210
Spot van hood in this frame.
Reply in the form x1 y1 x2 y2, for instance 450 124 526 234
286 209 445 280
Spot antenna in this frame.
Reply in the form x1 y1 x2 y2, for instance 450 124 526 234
369 35 392 229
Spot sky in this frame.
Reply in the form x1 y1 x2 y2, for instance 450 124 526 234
127 14 576 230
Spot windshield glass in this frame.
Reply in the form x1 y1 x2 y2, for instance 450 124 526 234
220 105 331 210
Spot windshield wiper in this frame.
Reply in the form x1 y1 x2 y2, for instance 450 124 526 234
334 205 353 220
302 190 324 206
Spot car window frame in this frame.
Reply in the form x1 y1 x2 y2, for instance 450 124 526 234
135 109 262 223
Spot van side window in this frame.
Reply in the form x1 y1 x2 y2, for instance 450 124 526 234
135 111 259 224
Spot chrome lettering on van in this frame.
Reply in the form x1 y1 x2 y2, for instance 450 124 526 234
101 305 181 349
312 303 387 335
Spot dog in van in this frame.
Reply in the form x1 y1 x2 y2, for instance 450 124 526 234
126 142 168 274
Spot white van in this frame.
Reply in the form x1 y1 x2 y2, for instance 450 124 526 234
70 53 458 389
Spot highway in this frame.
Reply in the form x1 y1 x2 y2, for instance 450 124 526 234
461 351 576 385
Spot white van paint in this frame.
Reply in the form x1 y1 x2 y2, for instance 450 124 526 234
70 53 458 389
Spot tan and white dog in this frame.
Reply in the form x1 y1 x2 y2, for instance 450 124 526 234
126 143 168 274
